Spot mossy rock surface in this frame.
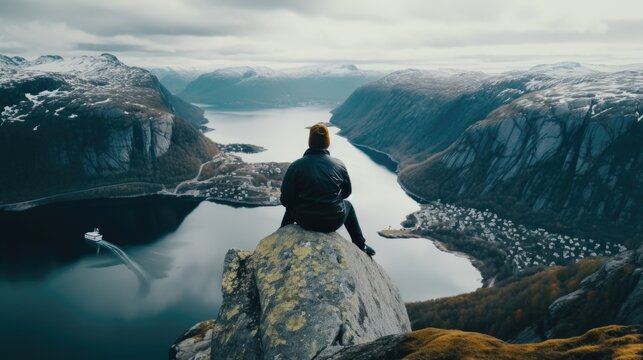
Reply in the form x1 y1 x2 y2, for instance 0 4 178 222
209 225 411 359
326 325 643 360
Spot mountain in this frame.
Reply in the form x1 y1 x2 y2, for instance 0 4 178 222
148 67 201 94
178 64 384 108
406 244 643 343
0 53 218 204
331 63 643 244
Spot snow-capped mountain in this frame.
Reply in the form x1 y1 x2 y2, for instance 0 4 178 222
0 54 63 68
525 62 599 77
147 67 202 94
331 63 643 243
178 64 384 107
0 53 218 204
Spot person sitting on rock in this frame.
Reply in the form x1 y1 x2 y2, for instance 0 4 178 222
280 123 376 257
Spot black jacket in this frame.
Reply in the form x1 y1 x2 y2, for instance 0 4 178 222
280 148 351 231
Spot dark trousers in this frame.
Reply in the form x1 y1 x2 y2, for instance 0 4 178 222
281 200 366 249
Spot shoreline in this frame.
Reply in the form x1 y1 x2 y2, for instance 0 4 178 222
397 179 431 204
338 136 492 287
379 228 495 287
0 182 167 211
1 152 286 212
430 236 496 287
348 142 400 173
0 189 281 213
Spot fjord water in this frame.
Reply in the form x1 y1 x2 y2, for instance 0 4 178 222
0 107 480 359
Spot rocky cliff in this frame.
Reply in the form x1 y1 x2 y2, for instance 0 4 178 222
330 68 491 163
330 63 642 243
179 65 383 108
170 225 411 359
406 245 643 344
0 54 218 203
538 245 643 340
170 226 643 359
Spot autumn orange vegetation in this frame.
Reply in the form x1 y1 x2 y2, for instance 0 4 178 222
406 258 606 339
401 325 643 360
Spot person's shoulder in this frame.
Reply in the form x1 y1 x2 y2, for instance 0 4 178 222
289 157 306 167
328 155 347 169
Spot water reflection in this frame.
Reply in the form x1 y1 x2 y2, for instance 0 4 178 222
0 195 197 281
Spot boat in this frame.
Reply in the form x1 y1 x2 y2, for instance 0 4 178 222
84 228 103 242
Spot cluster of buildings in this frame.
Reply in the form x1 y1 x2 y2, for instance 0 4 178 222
174 153 285 206
407 200 626 272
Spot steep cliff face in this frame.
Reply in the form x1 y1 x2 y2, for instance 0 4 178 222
170 225 411 360
331 69 493 163
331 64 643 242
179 65 383 108
0 54 218 203
539 245 643 340
401 70 642 242
406 245 643 344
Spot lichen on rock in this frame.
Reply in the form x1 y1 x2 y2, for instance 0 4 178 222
172 225 411 360
169 320 218 360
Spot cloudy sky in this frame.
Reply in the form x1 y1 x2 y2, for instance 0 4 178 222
1 0 642 72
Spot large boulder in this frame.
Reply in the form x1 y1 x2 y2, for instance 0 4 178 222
172 225 411 360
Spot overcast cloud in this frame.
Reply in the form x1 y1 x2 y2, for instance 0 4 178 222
0 0 642 71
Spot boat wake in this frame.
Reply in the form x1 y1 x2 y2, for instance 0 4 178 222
83 228 175 296
89 239 152 296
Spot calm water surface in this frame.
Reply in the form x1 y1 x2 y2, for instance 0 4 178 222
0 107 480 359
